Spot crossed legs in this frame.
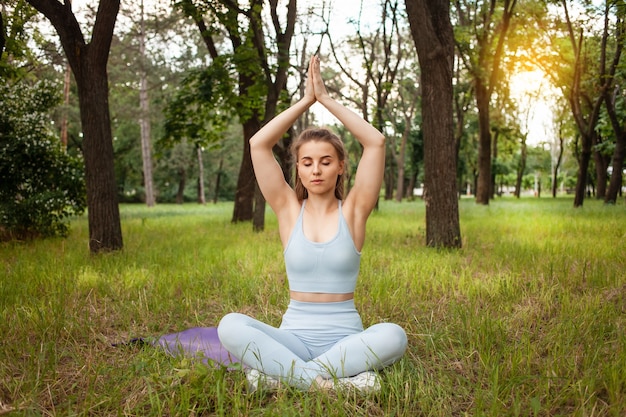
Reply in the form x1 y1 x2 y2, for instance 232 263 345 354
217 311 407 390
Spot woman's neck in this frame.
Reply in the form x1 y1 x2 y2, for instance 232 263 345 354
304 195 338 214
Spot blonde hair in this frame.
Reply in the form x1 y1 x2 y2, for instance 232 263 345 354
291 127 347 201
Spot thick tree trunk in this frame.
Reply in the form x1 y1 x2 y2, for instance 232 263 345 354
406 0 461 248
28 0 123 252
232 118 258 223
76 64 123 252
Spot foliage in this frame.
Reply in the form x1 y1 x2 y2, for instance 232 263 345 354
162 62 233 149
6 0 620 213
104 9 243 204
0 0 39 80
0 80 86 240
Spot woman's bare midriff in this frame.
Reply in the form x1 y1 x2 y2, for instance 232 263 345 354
290 291 354 303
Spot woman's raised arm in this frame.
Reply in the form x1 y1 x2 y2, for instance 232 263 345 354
311 56 386 218
249 58 316 213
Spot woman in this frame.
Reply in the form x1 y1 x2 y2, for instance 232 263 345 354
218 56 407 392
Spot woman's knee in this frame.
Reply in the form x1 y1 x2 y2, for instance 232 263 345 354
217 312 249 345
368 323 408 356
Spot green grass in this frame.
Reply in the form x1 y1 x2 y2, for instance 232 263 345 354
1 197 625 416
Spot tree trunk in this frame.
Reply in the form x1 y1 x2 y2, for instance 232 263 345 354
593 135 610 199
176 168 185 204
232 118 258 223
395 98 415 202
475 79 491 204
139 0 155 207
600 10 626 204
574 132 593 207
197 146 205 204
78 66 123 252
536 174 541 198
395 127 408 202
514 138 527 198
455 0 515 205
385 151 396 200
60 62 71 151
492 130 499 198
605 131 626 205
253 184 265 232
28 0 123 252
563 0 614 208
406 174 415 199
406 0 461 248
552 128 564 198
213 157 223 204
0 13 5 58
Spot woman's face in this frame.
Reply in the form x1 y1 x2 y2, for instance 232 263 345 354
296 140 344 195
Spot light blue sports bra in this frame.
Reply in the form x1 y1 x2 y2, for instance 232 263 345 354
284 200 361 294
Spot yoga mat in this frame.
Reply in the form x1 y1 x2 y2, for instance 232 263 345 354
155 326 242 368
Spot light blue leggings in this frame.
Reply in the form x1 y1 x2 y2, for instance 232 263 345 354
217 299 407 390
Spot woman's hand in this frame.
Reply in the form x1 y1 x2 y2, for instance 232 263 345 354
302 56 316 105
311 55 331 102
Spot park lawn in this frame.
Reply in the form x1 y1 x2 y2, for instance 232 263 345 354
1 197 625 416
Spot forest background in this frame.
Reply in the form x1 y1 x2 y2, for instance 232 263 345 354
2 0 625 251
2 1 626 415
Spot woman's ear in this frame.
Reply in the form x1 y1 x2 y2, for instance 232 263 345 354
338 160 345 175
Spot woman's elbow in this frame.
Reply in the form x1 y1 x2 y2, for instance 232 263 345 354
372 132 386 148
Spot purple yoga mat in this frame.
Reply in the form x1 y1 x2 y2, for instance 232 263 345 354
154 326 243 369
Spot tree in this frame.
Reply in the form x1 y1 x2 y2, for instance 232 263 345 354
389 75 419 201
27 0 123 252
327 0 409 200
600 1 626 204
452 50 476 196
0 80 86 240
1 1 47 82
178 0 298 231
405 0 461 248
94 1 196 204
454 0 517 205
137 0 156 207
550 0 611 207
550 98 571 197
0 10 4 59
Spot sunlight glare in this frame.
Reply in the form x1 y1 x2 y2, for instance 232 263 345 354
510 69 556 145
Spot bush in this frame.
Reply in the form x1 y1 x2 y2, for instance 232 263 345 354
0 80 86 240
